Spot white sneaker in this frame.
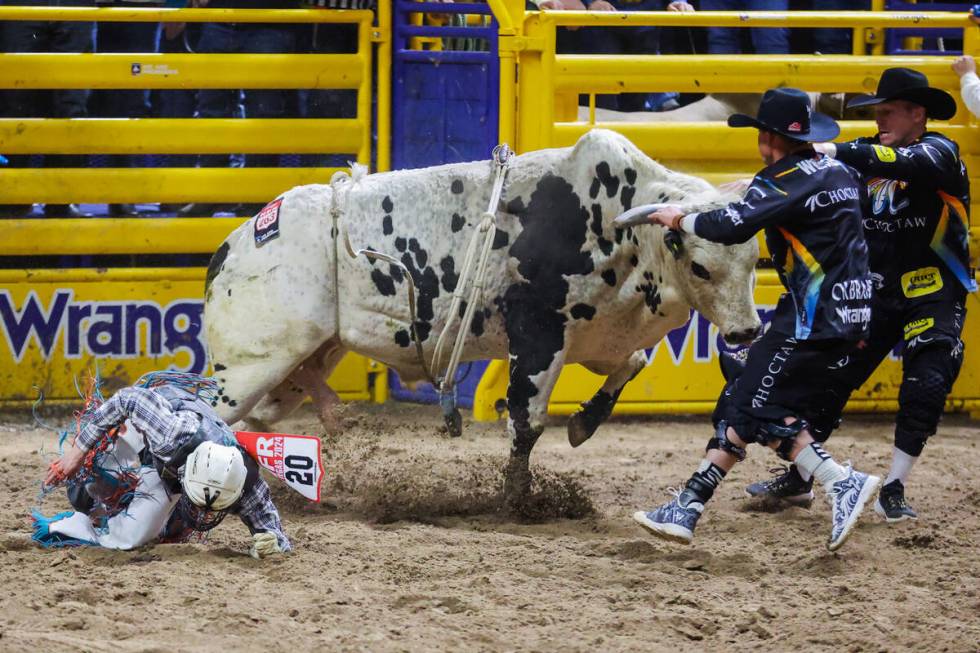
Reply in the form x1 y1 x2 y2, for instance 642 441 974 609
826 465 881 551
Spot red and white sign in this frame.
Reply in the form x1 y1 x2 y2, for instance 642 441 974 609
234 431 324 502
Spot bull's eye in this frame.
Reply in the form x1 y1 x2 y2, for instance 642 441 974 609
691 262 711 281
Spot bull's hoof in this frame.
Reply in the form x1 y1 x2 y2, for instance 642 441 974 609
502 456 532 510
567 411 601 448
444 409 463 438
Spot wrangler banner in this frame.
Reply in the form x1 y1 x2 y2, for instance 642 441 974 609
0 268 373 405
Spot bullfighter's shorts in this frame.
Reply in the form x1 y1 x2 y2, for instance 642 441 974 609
712 324 859 446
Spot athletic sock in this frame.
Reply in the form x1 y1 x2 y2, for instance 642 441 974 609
884 447 918 485
794 442 848 491
683 459 727 505
793 463 812 482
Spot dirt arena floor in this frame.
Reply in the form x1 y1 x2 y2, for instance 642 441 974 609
0 402 977 653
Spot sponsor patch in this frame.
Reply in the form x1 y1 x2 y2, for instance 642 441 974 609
254 198 283 247
872 145 896 162
787 121 802 133
904 317 934 340
901 266 943 298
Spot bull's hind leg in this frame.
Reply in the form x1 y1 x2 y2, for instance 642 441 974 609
245 340 347 434
568 351 646 448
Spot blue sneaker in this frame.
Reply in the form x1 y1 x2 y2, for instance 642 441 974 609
633 488 704 545
826 464 881 551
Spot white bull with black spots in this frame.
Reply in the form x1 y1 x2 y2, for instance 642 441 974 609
204 129 761 503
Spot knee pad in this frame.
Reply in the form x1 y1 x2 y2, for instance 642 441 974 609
896 348 958 449
757 419 807 461
705 420 747 462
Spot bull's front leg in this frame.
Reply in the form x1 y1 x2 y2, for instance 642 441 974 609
503 348 567 509
568 351 646 447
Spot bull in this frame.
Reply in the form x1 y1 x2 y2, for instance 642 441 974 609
203 129 761 502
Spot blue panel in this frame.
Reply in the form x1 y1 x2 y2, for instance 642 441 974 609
393 61 496 169
387 360 490 408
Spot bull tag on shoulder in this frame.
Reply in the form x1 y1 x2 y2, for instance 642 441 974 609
253 199 283 247
234 431 323 502
613 203 670 228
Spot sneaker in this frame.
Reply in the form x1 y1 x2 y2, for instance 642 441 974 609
874 479 918 522
826 465 881 551
744 465 814 508
632 488 704 545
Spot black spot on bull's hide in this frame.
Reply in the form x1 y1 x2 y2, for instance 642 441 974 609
620 184 636 211
502 174 594 425
395 237 407 252
382 215 393 236
451 213 465 232
205 241 230 294
597 238 613 256
399 248 441 341
214 363 227 371
590 204 603 237
625 168 637 186
394 329 411 347
451 179 464 194
440 256 458 292
601 269 617 286
382 196 394 213
691 262 712 281
371 268 397 296
595 162 620 198
570 303 596 320
492 229 509 250
505 197 526 215
636 276 662 316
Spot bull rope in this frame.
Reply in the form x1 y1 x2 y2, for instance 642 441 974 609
332 145 513 432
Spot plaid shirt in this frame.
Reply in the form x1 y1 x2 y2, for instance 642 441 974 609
77 386 291 551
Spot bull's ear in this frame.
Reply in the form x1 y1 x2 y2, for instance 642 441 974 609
664 230 684 260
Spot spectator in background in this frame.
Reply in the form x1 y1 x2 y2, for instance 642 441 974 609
178 0 301 218
812 0 869 54
92 0 165 217
300 0 375 169
699 0 788 55
953 54 980 116
539 0 694 112
153 8 202 213
0 0 96 218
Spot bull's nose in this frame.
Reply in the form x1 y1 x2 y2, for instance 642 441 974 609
723 324 762 345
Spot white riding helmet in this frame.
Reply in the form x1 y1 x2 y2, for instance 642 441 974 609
180 441 247 511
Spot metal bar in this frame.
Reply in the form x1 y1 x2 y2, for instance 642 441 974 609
377 0 393 171
536 10 971 29
396 1 495 15
395 49 495 63
0 118 364 155
398 25 497 39
0 53 365 90
551 121 980 157
0 219 245 256
0 7 373 24
553 54 961 93
0 267 208 283
0 167 345 204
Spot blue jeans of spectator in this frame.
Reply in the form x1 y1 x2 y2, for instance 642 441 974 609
701 0 789 54
575 25 661 112
0 18 95 171
195 22 298 168
302 23 359 167
91 20 160 168
154 24 200 167
812 0 868 54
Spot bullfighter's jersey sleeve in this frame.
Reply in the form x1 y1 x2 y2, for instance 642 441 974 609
689 174 790 245
76 386 201 458
835 134 961 188
237 477 292 552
